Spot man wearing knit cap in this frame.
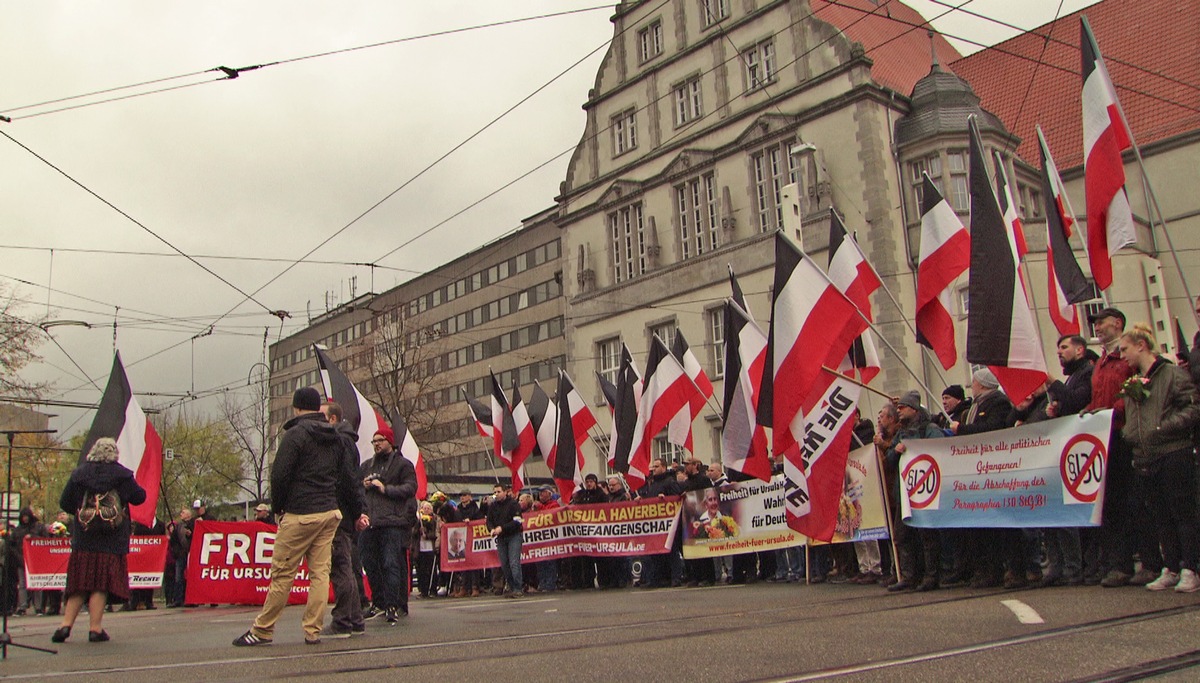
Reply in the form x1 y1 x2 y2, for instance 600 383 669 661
941 385 971 425
234 387 361 647
358 424 418 624
886 391 944 592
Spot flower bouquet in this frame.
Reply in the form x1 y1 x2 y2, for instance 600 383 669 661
1119 376 1150 403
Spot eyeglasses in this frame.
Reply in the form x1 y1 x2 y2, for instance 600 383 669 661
370 438 387 444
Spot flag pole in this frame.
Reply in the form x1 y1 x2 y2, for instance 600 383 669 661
854 307 952 421
845 234 952 392
820 366 895 402
1083 17 1197 326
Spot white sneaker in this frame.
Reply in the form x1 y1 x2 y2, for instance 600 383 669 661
436 586 447 597
1174 569 1200 593
1146 568 1180 591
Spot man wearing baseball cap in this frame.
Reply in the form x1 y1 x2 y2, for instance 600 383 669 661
233 387 361 647
886 391 944 592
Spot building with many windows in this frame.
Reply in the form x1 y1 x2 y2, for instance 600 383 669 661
268 213 565 479
269 0 1199 483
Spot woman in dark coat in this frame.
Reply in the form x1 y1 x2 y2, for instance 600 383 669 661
51 437 146 643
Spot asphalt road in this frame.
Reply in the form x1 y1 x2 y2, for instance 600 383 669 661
1 581 1198 682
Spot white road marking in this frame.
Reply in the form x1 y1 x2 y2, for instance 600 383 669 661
1001 599 1045 624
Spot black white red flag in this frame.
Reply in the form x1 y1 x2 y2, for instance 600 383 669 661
80 352 163 528
965 116 1048 405
720 299 771 481
1081 17 1135 290
608 344 643 487
389 409 428 500
628 336 703 489
915 174 970 370
756 232 867 539
595 371 619 415
1038 126 1091 336
666 330 712 453
554 370 598 502
489 371 525 491
527 381 557 468
464 390 494 438
509 384 537 492
826 208 882 384
315 345 385 464
993 153 1028 260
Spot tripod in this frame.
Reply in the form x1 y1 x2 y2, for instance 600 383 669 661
1 429 59 658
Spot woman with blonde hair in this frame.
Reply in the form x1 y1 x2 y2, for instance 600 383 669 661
1119 323 1200 593
51 437 146 643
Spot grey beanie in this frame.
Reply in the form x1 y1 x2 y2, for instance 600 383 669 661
972 368 1000 390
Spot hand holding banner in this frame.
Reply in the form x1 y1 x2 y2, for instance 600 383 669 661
899 411 1113 528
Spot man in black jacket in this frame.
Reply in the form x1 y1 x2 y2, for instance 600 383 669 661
359 425 418 623
234 387 361 647
319 401 369 638
486 484 525 598
637 459 682 588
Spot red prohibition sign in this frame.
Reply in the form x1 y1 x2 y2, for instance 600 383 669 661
903 454 941 509
1059 433 1107 503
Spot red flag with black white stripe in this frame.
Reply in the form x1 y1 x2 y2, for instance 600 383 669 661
80 352 163 528
1081 17 1135 290
389 409 427 500
554 370 597 502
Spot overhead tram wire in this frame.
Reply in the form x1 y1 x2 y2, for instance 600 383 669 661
203 0 673 334
822 0 1200 116
998 0 1067 157
924 0 1200 95
0 4 614 122
0 132 278 317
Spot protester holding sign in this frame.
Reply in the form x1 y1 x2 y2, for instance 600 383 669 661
1119 324 1200 593
52 437 146 644
887 392 944 592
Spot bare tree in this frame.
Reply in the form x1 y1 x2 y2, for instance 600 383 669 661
153 405 243 519
219 379 272 504
0 284 48 399
357 312 468 460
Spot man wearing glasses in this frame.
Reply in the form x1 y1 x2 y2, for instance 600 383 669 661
359 426 418 623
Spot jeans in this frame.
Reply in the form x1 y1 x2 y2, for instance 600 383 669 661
173 557 188 605
360 526 410 612
495 533 524 593
536 559 558 591
1139 449 1199 572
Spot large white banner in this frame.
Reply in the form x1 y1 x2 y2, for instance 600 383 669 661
900 411 1113 528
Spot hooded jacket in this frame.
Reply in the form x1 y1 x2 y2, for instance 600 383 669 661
59 460 147 555
271 411 359 516
9 507 45 562
332 420 367 532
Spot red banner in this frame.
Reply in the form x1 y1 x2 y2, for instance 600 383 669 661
185 520 327 606
23 536 169 590
440 498 681 571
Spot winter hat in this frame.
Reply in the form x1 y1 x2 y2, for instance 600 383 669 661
942 385 965 402
972 368 1000 390
373 426 395 446
293 386 322 411
898 391 922 410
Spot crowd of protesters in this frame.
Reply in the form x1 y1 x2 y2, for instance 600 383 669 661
9 305 1200 645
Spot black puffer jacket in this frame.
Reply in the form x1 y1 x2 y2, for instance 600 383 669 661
60 461 146 555
359 447 418 536
271 412 359 516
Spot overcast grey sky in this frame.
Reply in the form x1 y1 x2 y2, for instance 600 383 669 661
0 0 1103 437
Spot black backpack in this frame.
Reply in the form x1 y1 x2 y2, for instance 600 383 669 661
77 489 125 533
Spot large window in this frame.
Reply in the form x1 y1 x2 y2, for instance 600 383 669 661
752 142 799 232
597 337 622 387
612 109 638 157
673 76 702 127
709 307 725 378
701 0 729 26
649 320 677 350
609 203 646 283
638 20 663 63
744 40 776 91
654 437 686 463
676 173 719 259
947 149 968 212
